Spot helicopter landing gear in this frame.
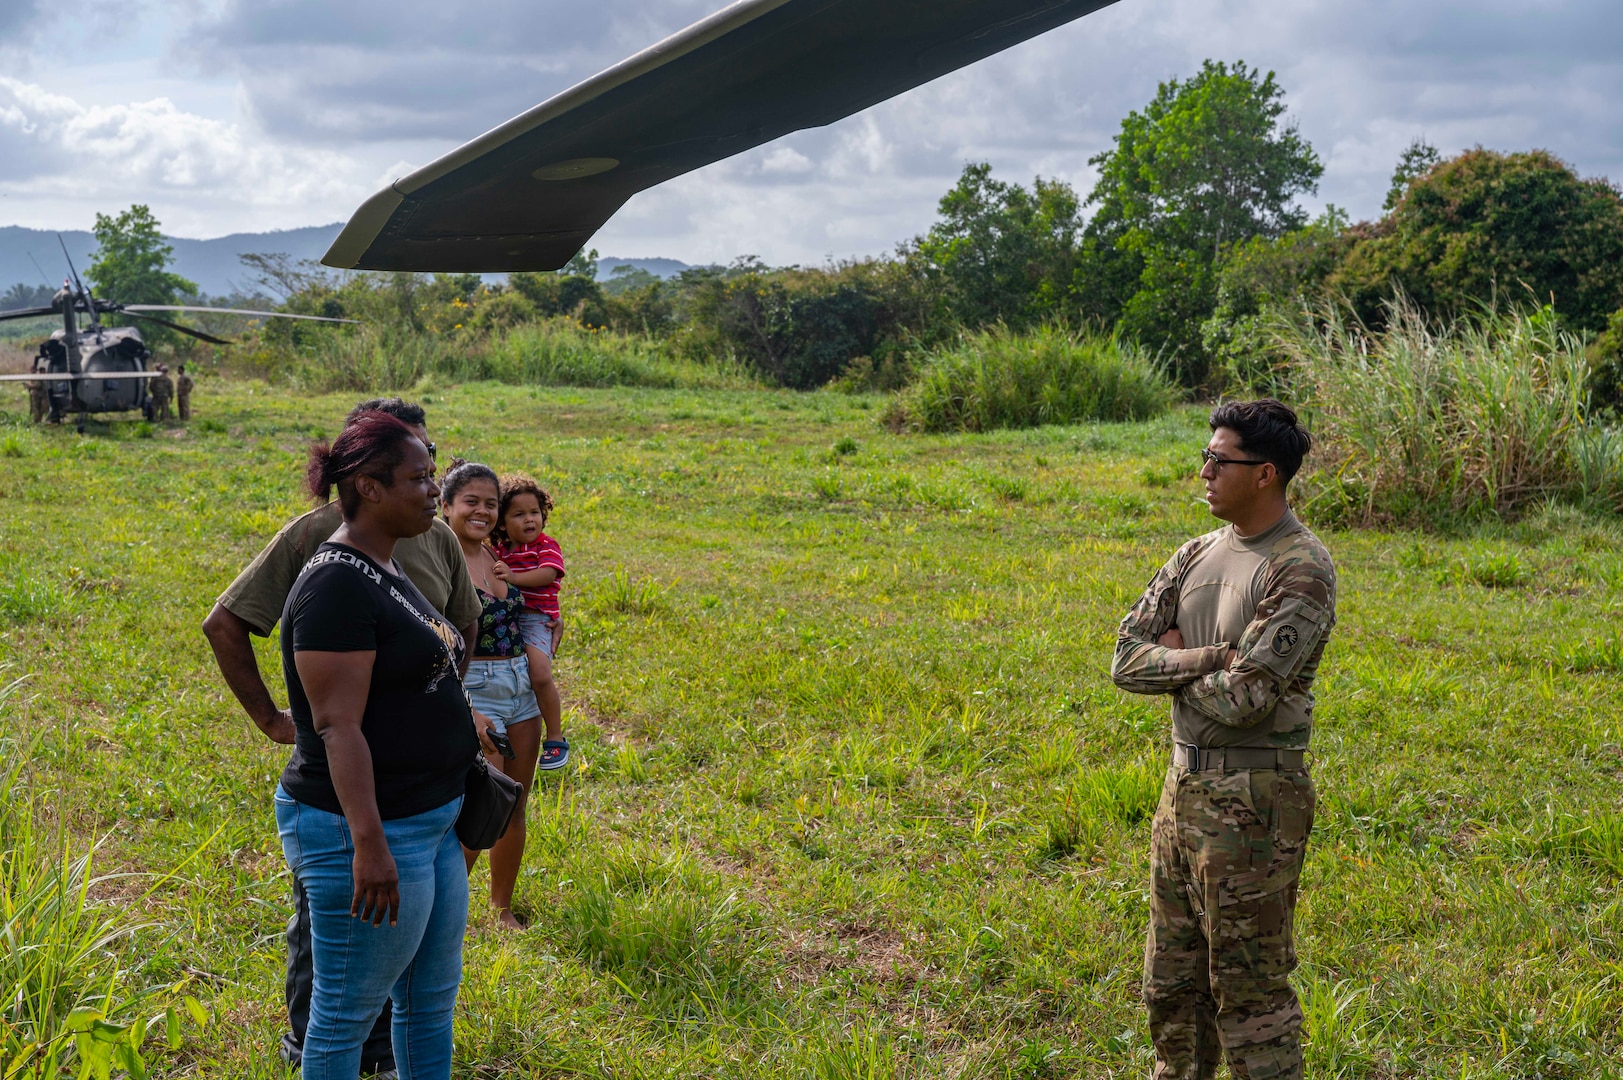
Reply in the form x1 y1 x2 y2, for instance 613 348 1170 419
76 407 87 434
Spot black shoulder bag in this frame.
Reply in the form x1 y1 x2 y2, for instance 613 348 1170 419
303 547 521 850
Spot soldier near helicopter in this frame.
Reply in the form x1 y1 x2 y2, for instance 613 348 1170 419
148 363 174 421
176 362 194 420
25 354 48 424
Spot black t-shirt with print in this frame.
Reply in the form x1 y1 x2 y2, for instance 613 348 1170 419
279 542 476 819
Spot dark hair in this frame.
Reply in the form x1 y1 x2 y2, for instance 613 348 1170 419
440 460 499 507
1208 398 1313 483
495 473 554 540
306 410 420 517
346 397 426 429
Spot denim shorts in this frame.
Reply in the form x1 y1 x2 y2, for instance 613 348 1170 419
517 611 557 659
462 655 540 733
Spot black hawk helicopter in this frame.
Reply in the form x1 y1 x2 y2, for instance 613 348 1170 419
0 249 353 432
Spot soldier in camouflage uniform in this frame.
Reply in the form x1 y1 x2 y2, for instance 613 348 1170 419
26 354 48 424
176 363 194 420
149 364 174 421
1110 399 1336 1080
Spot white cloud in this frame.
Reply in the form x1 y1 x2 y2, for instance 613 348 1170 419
760 147 814 176
0 76 365 235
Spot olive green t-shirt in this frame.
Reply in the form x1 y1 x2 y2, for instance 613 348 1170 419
216 501 481 636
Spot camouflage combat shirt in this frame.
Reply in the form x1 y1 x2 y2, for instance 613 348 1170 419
1111 509 1336 750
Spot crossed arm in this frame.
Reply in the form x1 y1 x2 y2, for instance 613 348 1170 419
1110 546 1332 727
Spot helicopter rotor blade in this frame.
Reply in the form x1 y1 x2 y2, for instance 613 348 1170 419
123 305 358 324
0 306 60 323
120 311 237 345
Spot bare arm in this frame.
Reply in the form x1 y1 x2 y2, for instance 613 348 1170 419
202 604 296 745
294 649 399 927
501 564 558 589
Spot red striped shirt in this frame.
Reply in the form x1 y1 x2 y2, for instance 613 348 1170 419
494 534 565 617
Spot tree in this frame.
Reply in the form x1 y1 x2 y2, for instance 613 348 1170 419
1330 148 1623 332
1081 60 1322 385
1 282 55 311
1199 208 1350 393
907 162 1081 331
87 205 197 304
1384 138 1441 211
510 248 609 326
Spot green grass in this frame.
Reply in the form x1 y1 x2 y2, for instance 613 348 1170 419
2 377 1622 1076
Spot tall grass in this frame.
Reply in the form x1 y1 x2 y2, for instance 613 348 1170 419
241 318 760 393
883 325 1176 433
0 679 207 1078
1279 298 1623 524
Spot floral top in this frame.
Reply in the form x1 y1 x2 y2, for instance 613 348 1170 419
474 583 525 659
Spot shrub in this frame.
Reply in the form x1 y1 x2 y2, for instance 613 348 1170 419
1586 308 1623 416
883 325 1175 433
1282 296 1623 524
241 319 758 394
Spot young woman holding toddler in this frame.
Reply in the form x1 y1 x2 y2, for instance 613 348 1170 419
439 463 567 931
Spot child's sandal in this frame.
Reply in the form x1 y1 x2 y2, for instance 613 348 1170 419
540 738 570 771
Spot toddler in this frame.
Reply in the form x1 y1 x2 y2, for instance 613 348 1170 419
491 474 568 770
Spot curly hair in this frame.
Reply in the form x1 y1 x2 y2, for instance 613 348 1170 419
304 410 419 517
495 472 554 541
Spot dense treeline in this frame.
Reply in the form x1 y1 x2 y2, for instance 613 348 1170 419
210 59 1622 410
27 58 1623 435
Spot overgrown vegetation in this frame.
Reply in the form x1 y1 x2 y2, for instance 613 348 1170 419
248 318 759 394
15 59 1623 498
883 325 1175 433
0 683 209 1079
1282 298 1623 525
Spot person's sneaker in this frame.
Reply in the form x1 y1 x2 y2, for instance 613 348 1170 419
540 738 570 771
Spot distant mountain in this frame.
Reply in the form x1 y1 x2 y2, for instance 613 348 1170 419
597 257 690 280
0 224 344 298
0 224 689 299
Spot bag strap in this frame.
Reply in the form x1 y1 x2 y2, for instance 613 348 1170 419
298 546 465 658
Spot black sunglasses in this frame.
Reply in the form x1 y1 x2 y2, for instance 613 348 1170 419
425 441 437 460
1200 448 1268 469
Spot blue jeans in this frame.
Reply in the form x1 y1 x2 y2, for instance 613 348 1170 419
274 787 466 1080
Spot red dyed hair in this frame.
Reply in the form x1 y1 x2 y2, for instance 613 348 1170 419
305 410 419 517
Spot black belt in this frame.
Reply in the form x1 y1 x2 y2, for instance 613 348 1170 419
1175 745 1305 772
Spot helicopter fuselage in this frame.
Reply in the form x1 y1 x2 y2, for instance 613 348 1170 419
37 325 153 419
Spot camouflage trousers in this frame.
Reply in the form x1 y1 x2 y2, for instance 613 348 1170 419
1143 764 1315 1080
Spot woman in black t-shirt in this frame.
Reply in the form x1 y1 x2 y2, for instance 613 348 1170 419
273 411 476 1080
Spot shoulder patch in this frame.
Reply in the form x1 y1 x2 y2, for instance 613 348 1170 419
1271 625 1300 656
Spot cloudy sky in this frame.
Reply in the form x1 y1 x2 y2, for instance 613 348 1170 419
1 0 1619 266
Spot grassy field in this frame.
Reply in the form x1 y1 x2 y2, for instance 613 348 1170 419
2 375 1622 1078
